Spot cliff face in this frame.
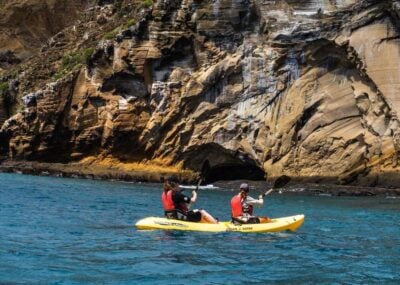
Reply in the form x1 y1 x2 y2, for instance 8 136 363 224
0 0 92 61
1 0 400 186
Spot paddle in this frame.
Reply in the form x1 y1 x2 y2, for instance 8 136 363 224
261 175 291 198
187 178 202 210
195 178 202 191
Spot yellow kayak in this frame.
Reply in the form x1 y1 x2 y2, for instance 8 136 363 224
136 214 304 233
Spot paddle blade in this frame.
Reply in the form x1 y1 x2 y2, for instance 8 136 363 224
273 175 291 189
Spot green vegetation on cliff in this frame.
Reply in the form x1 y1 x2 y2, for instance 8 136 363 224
103 19 136 40
142 0 153 8
0 82 8 95
54 48 95 79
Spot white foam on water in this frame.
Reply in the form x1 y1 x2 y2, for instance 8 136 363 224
179 184 220 190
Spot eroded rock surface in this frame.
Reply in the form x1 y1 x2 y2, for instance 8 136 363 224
2 0 400 186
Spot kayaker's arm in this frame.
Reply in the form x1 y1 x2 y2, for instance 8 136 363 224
246 195 264 207
173 192 191 203
190 190 197 203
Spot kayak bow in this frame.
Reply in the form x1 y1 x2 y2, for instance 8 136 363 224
136 214 304 233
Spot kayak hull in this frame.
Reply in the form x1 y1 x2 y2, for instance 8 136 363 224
136 214 304 233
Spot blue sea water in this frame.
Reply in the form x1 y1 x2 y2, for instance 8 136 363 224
0 173 399 284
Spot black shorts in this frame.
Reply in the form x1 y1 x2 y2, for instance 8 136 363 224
165 210 202 222
186 210 202 222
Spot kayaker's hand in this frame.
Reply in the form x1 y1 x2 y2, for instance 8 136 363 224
191 190 197 203
258 195 263 200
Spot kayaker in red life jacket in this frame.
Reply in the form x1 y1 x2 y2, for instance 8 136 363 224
231 183 271 224
161 180 218 224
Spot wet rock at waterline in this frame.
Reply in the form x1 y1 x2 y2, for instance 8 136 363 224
1 0 400 187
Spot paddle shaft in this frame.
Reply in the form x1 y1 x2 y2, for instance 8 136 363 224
262 188 274 197
261 175 291 197
187 179 202 209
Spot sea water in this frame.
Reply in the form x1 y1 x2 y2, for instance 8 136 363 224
0 173 399 284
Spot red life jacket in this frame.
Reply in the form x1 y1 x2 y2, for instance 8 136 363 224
161 190 175 211
231 194 243 218
231 194 254 217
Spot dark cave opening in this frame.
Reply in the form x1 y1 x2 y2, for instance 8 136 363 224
201 160 265 183
0 131 9 160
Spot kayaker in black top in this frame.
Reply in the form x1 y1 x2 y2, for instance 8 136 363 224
161 180 218 224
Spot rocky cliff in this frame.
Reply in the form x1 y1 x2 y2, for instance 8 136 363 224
1 0 400 186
